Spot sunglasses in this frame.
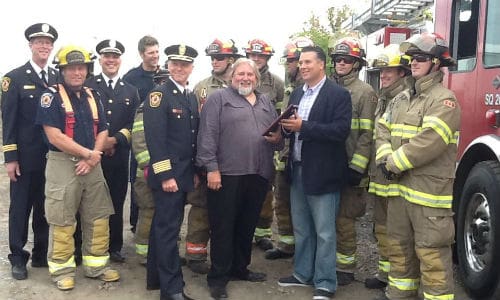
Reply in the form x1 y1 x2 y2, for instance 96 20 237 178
211 55 227 61
411 54 433 63
333 55 356 64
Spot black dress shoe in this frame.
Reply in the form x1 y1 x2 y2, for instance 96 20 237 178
31 258 48 268
231 271 267 282
161 292 194 300
210 286 228 299
265 248 294 260
12 264 28 280
110 251 126 263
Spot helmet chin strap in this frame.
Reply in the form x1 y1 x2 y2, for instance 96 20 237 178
425 57 439 76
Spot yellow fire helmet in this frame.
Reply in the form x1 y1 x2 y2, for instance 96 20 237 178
53 45 95 68
370 44 411 70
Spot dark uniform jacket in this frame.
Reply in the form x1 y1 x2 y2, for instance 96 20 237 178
286 78 352 195
143 78 199 192
86 74 140 166
123 65 156 103
1 61 58 171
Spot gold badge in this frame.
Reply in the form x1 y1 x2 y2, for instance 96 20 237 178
150 92 162 108
2 77 11 92
179 44 186 56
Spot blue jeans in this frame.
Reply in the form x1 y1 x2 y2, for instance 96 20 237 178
290 165 340 293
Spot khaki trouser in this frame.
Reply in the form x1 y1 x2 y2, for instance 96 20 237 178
336 186 367 272
45 151 114 281
373 195 389 282
133 175 154 258
185 179 209 261
386 197 454 299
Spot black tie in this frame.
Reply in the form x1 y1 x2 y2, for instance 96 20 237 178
108 79 114 90
40 70 48 85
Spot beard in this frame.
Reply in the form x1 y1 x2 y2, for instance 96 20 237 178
238 82 254 96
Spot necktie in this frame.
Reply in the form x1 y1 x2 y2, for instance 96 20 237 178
108 79 114 90
40 70 48 85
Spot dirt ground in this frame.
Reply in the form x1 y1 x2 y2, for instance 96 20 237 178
0 167 471 300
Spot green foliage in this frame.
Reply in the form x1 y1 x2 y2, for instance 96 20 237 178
291 4 354 76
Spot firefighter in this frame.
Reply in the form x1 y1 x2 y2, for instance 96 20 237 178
186 39 241 274
264 37 314 260
329 37 378 285
244 38 285 251
35 45 119 291
130 68 169 264
1 22 58 280
375 32 460 300
143 44 199 300
364 44 411 290
86 39 141 263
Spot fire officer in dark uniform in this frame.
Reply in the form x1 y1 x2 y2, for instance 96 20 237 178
1 22 58 280
143 44 199 300
86 39 140 262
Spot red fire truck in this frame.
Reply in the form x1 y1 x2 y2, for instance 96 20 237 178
345 0 500 298
436 1 500 298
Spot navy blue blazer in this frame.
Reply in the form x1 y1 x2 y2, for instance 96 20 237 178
286 78 352 195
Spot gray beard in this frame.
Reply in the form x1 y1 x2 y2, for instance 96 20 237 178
238 83 253 96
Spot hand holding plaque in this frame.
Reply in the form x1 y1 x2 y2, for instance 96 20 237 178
262 104 298 136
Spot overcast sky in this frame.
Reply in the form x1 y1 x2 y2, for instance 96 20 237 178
1 0 365 85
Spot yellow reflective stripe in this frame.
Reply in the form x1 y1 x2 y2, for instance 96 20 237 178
336 252 355 265
351 118 360 130
279 235 295 245
254 227 272 237
368 182 399 197
351 153 369 170
359 118 374 130
378 115 390 128
136 244 148 256
376 143 393 161
390 124 421 139
423 116 453 145
392 148 413 171
48 256 76 274
136 150 150 165
389 275 419 291
451 131 459 144
136 168 144 178
132 120 144 133
152 159 172 174
423 292 454 300
379 260 390 273
119 128 131 143
399 184 453 208
82 255 109 267
2 144 17 152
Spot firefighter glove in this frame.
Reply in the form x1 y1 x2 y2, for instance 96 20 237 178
348 168 364 186
379 163 395 180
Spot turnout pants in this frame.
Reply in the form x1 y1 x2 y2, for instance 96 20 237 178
134 174 154 258
45 151 114 281
336 186 367 273
373 195 390 282
386 196 454 300
185 179 209 261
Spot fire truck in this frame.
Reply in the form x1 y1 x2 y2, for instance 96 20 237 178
344 0 500 298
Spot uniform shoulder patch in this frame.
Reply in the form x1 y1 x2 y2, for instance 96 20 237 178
443 99 456 108
2 77 11 92
40 92 54 108
150 92 162 108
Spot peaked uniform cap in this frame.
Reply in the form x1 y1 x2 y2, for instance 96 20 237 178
96 39 125 55
25 23 58 42
164 44 198 62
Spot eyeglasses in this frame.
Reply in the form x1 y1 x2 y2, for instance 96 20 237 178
411 54 433 63
333 55 356 64
211 55 227 61
286 58 298 64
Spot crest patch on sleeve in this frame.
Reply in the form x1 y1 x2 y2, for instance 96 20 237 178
443 99 456 108
150 92 162 108
40 93 54 108
2 77 11 92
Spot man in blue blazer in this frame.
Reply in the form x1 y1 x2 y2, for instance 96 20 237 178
278 45 352 300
